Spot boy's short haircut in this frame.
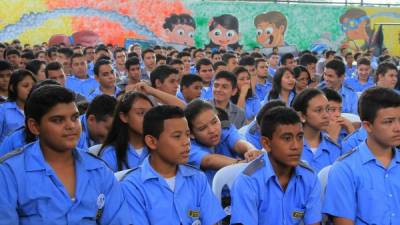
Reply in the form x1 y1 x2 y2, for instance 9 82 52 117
127 52 139 59
325 59 346 77
222 53 236 64
70 52 85 63
46 46 58 57
143 105 185 141
325 50 336 59
57 47 73 58
269 52 279 58
0 60 13 71
256 100 286 125
375 62 398 83
211 51 220 58
25 85 76 124
177 51 191 59
180 74 203 91
169 58 183 66
86 94 117 121
21 51 35 60
192 49 203 58
321 87 342 103
113 47 125 58
255 58 267 68
214 70 237 89
184 99 215 131
213 61 227 70
196 58 213 72
150 65 178 88
141 48 154 59
156 54 167 63
260 106 301 139
280 53 294 65
94 59 112 76
125 57 140 70
5 48 20 57
45 61 63 78
359 86 400 123
345 52 353 58
250 52 263 59
292 88 324 114
153 45 162 51
239 56 256 67
299 54 318 66
83 46 94 55
95 45 108 54
356 57 371 67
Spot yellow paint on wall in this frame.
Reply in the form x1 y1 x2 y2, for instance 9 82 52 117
18 16 73 45
0 0 48 29
364 7 400 56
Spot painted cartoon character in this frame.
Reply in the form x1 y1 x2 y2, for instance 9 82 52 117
163 14 196 47
205 14 242 51
339 8 376 53
48 30 101 47
254 11 287 48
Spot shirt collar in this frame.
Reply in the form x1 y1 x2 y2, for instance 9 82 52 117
263 154 304 184
140 156 196 182
357 141 400 165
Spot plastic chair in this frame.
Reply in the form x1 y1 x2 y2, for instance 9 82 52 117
88 144 102 156
114 169 133 181
212 163 249 205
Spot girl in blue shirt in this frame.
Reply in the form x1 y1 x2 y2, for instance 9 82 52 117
231 66 261 121
99 92 154 172
264 67 296 107
0 69 36 142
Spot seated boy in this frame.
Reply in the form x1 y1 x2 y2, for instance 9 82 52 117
122 105 226 225
177 74 203 104
323 87 400 224
0 85 130 224
87 59 121 102
230 106 322 225
77 94 117 149
211 71 246 129
344 57 374 93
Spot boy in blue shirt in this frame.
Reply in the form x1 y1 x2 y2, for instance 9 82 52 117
196 58 215 100
0 85 130 224
178 74 203 104
65 53 99 98
86 59 121 102
0 60 12 102
344 57 374 93
254 58 272 100
376 61 399 90
230 106 322 225
323 87 400 225
122 105 226 225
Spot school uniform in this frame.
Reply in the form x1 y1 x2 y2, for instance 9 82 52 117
0 141 131 225
0 101 25 143
176 90 188 105
301 133 343 173
341 127 367 154
200 85 213 101
189 122 242 182
121 157 226 225
345 65 356 78
99 144 149 172
65 75 99 98
344 76 374 93
318 82 358 114
76 115 97 150
262 91 296 107
230 153 322 225
243 119 262 150
86 86 121 102
244 95 261 121
323 141 400 224
0 127 29 157
255 81 272 101
209 100 246 129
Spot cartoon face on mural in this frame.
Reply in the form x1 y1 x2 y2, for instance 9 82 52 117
72 30 101 47
254 11 287 48
48 34 71 46
205 14 242 51
163 14 196 47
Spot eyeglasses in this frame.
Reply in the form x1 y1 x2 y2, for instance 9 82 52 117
341 16 369 32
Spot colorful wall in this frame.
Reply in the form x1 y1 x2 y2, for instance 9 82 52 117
1 0 399 55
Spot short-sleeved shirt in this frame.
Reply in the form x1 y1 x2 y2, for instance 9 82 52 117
244 95 262 121
65 75 99 98
99 144 149 172
323 141 400 224
189 123 242 182
302 133 343 173
244 120 262 150
344 76 374 93
230 153 322 225
121 157 226 225
0 141 131 225
0 101 25 143
341 127 367 154
255 81 272 101
86 87 120 102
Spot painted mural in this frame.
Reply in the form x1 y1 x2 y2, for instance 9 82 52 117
0 0 399 56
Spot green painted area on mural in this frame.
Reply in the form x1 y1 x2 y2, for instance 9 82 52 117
184 0 348 50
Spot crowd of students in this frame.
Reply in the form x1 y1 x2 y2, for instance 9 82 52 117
0 39 399 224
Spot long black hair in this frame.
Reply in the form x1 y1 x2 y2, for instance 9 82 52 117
268 67 294 101
231 66 253 104
100 91 153 171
